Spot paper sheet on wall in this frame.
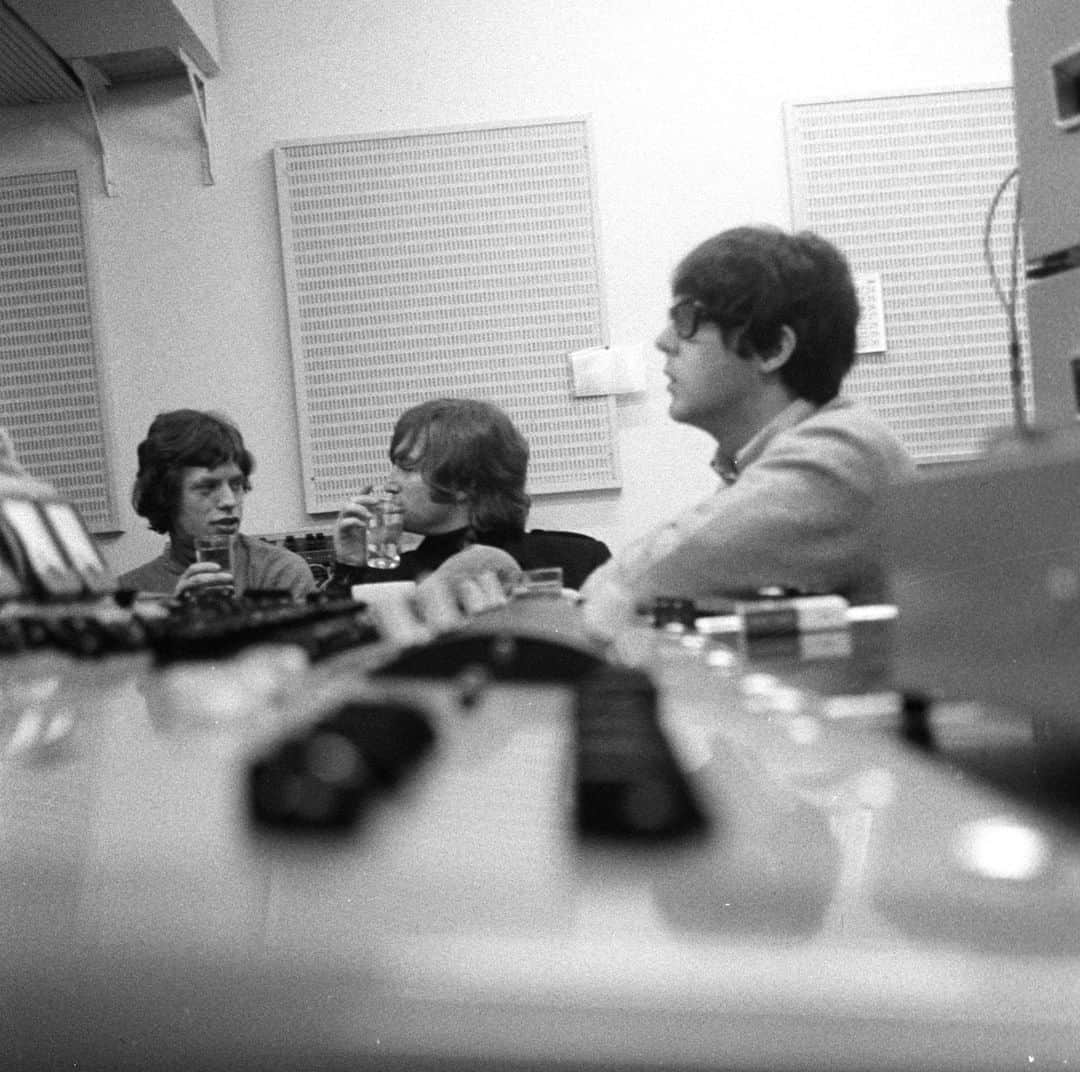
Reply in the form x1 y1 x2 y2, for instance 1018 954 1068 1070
854 272 887 354
569 345 648 396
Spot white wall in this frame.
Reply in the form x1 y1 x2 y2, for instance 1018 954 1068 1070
0 0 1012 575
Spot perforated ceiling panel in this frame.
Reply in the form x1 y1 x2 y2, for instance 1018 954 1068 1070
0 169 116 531
786 86 1030 463
274 119 619 515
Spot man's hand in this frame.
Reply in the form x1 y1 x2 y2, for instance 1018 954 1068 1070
332 488 383 565
424 545 522 599
362 546 522 646
175 561 235 598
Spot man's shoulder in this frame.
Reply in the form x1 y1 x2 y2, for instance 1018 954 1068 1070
238 533 317 592
805 395 890 428
753 396 916 486
515 529 613 589
240 533 301 561
518 528 611 559
795 397 913 456
117 551 177 593
240 534 313 574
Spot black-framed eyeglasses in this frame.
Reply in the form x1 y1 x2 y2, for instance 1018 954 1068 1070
668 297 712 340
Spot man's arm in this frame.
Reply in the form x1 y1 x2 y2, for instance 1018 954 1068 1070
581 411 913 636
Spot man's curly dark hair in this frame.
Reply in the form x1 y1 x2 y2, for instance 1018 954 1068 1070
130 409 254 534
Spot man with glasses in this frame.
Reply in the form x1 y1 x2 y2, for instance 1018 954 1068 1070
118 409 317 600
579 224 915 637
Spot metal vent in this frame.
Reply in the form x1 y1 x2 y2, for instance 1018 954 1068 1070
0 1 81 106
0 0 221 107
786 86 1030 463
275 118 620 515
0 169 117 532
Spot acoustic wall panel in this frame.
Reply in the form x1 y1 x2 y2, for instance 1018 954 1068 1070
0 169 116 531
786 86 1031 463
274 118 619 515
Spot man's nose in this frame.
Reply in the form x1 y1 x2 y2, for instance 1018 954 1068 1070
656 322 678 355
217 485 239 508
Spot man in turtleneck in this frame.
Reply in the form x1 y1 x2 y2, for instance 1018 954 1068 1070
118 409 316 600
321 398 609 595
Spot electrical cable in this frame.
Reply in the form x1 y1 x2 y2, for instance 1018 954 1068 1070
982 166 1026 433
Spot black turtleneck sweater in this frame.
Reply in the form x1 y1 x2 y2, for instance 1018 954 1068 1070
321 525 610 595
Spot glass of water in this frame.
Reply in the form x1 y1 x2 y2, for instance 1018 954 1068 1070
194 533 235 573
365 491 404 569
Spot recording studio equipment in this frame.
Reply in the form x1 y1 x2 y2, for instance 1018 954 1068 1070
250 696 436 829
0 484 116 604
142 589 378 663
573 664 710 842
372 594 606 683
258 529 334 584
1011 0 1080 425
886 432 1080 735
0 468 152 656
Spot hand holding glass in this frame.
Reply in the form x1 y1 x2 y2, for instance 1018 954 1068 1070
333 515 368 568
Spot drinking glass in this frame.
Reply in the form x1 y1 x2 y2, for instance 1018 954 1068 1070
195 533 235 573
365 493 404 570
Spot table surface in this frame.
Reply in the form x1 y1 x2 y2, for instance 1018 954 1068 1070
2 607 1079 1070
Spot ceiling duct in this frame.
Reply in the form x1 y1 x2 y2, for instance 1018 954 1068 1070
0 1 220 192
0 2 81 105
0 0 219 107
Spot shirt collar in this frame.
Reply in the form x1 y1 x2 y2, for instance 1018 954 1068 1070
710 399 818 485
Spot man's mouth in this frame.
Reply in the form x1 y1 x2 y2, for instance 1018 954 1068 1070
213 518 240 533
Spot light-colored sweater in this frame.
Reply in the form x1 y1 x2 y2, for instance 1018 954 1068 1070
580 397 915 636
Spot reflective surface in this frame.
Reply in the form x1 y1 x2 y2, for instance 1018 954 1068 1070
1 617 1079 1069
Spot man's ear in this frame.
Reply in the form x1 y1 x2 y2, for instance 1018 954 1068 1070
755 325 796 374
